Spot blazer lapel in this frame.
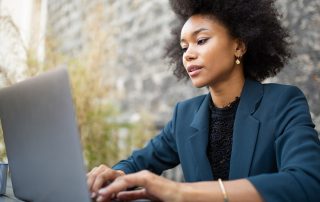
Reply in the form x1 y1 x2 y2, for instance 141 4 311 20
229 79 263 179
187 94 213 181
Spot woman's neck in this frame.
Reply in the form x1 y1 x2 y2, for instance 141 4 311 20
209 74 245 109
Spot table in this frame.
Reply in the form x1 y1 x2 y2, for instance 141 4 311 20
0 178 23 202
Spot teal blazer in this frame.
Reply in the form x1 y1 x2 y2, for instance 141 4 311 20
113 79 320 202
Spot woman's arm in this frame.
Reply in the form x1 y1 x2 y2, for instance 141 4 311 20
181 179 263 202
112 103 181 174
248 86 320 202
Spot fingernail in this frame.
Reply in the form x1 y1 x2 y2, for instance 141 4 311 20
91 192 96 198
98 188 107 194
96 196 103 202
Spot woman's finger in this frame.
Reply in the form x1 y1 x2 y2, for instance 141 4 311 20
96 170 155 202
116 189 148 201
87 165 124 196
91 168 119 193
87 166 99 192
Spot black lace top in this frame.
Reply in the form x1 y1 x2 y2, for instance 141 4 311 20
207 97 240 180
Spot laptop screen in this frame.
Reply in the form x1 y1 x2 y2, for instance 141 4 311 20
0 68 90 202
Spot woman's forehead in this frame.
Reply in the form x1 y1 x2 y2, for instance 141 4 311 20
180 15 226 38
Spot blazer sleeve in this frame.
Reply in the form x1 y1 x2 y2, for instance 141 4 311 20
112 103 180 175
248 86 320 202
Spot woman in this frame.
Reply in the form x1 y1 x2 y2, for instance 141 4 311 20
87 0 320 201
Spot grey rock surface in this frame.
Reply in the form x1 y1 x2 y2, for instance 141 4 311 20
46 0 319 132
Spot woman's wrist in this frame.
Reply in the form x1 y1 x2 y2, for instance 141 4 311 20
176 182 192 202
177 181 226 202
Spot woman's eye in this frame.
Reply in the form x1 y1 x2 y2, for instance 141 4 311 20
197 38 208 45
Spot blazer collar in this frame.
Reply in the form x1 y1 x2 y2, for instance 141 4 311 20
188 94 212 180
188 79 263 180
235 79 263 116
230 78 263 179
190 94 211 131
189 78 263 132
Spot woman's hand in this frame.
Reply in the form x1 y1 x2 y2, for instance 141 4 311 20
96 170 183 202
86 164 125 199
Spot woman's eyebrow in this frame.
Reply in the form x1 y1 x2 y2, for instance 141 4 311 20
180 28 209 43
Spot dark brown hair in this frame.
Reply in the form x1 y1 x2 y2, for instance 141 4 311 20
165 0 292 81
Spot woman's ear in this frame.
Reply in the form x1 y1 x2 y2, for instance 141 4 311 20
234 39 247 57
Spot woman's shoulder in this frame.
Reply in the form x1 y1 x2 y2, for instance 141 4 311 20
260 82 309 113
262 82 305 97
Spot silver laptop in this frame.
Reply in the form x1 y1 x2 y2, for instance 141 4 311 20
0 68 91 202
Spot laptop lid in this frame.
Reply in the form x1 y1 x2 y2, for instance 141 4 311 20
0 68 90 202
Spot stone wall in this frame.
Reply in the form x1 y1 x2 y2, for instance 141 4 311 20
46 0 319 130
47 0 85 55
105 0 206 126
116 0 320 131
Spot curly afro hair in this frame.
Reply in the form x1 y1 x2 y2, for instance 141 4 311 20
165 0 292 81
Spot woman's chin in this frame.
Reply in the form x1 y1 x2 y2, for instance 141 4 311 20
191 80 207 88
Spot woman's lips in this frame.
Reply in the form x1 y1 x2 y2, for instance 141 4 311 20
187 65 203 77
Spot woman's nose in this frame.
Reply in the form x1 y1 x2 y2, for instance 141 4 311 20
184 47 197 61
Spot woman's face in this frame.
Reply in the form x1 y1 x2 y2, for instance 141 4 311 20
180 15 242 88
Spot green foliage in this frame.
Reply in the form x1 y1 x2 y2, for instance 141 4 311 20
0 123 6 161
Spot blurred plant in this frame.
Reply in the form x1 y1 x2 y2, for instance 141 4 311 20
0 2 156 170
0 15 29 161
